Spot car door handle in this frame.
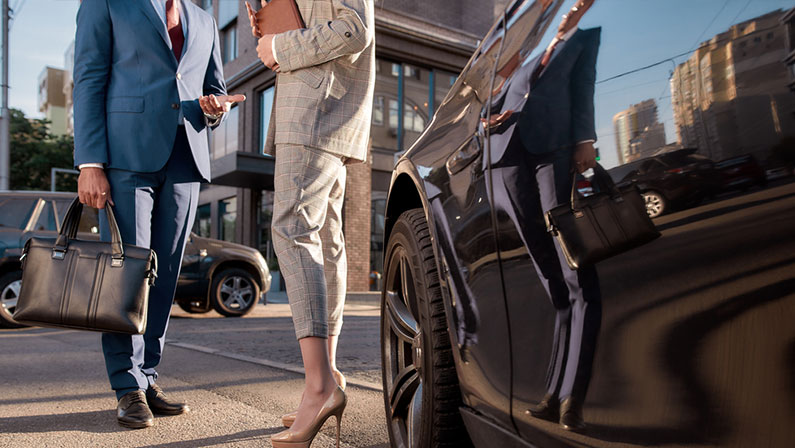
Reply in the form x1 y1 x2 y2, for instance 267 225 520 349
446 134 483 176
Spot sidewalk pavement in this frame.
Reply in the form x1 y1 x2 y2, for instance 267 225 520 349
0 295 388 448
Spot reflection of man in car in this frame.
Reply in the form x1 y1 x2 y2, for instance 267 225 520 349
487 0 601 431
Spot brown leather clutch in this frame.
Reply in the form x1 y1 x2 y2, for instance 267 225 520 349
253 0 306 35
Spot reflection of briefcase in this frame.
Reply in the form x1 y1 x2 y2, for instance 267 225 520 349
14 198 157 334
545 164 660 270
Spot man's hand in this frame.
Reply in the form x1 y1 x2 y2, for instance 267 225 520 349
572 141 597 174
78 167 113 209
198 94 247 116
256 34 279 71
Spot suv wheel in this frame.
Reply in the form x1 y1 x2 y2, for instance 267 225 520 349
0 271 27 328
210 268 259 317
381 209 472 448
177 300 211 314
642 191 666 218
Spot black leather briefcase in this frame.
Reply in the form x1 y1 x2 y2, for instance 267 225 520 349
14 198 157 334
544 164 661 270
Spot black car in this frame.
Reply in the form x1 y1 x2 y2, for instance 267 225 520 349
0 191 271 328
606 149 722 218
378 1 794 447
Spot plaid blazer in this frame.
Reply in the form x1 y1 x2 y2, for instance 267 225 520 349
264 0 375 164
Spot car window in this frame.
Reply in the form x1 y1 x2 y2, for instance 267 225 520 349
76 207 101 237
54 199 74 228
0 198 37 229
34 201 57 232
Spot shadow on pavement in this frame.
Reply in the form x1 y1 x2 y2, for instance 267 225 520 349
655 191 795 232
137 428 281 448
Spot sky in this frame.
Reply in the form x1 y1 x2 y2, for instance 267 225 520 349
8 0 79 118
7 0 795 169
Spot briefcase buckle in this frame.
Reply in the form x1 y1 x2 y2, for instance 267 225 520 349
52 250 66 260
573 210 584 219
111 256 124 268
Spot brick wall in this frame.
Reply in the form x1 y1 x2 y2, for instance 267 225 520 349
343 153 372 292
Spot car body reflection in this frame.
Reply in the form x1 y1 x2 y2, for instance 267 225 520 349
380 0 795 447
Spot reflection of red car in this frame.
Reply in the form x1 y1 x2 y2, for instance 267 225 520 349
716 155 767 192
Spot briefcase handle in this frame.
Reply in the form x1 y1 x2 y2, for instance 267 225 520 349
569 163 622 212
53 197 125 265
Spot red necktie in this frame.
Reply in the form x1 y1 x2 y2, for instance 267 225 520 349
531 41 559 85
166 0 184 62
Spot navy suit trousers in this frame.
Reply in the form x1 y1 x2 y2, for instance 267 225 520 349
499 148 602 403
99 127 202 398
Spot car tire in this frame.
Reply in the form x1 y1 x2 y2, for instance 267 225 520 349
642 191 666 218
210 268 260 317
381 209 472 448
0 271 27 328
176 300 211 314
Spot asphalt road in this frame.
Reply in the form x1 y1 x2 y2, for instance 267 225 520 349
1 181 792 448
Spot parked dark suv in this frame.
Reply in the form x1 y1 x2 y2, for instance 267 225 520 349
378 1 794 447
607 149 722 218
0 191 270 328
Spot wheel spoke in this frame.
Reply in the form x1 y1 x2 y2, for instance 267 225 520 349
399 256 411 306
389 365 421 417
385 291 418 344
9 281 21 297
233 276 242 290
220 284 235 296
2 297 17 309
407 382 423 448
238 286 253 298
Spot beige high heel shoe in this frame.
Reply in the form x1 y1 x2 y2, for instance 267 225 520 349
282 370 346 428
271 386 346 448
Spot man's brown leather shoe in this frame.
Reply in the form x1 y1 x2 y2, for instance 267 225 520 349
146 384 189 415
117 390 154 429
529 394 560 422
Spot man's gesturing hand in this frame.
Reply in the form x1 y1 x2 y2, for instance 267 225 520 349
572 141 597 174
78 167 113 209
198 94 247 116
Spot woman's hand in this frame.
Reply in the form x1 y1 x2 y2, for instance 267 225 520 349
246 1 266 38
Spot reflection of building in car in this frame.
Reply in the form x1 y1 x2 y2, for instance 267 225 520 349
613 99 667 164
606 149 722 218
715 154 767 192
0 192 271 329
671 10 795 164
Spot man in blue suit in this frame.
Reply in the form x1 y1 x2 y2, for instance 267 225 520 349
73 0 244 429
487 0 600 431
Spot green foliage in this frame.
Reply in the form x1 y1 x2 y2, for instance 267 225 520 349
9 108 77 192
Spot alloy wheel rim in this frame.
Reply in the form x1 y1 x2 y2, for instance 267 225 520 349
219 276 254 310
383 245 424 447
644 194 663 217
1 279 21 317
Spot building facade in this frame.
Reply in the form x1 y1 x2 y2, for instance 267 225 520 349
191 0 501 291
671 10 795 162
784 8 795 93
37 67 67 136
612 99 667 164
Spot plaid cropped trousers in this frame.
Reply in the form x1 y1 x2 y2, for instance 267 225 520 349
272 144 347 339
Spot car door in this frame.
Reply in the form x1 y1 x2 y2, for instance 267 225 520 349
19 199 59 247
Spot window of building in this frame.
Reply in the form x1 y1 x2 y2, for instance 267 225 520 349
402 64 431 148
218 0 238 28
201 0 212 12
372 96 384 126
211 104 239 159
219 197 237 242
404 103 426 133
222 23 238 63
388 99 399 129
259 86 275 154
767 32 774 40
195 204 211 238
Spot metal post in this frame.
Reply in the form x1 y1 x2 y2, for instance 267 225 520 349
0 0 10 191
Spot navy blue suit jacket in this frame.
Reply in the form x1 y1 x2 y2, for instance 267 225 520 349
519 27 600 155
73 0 227 181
